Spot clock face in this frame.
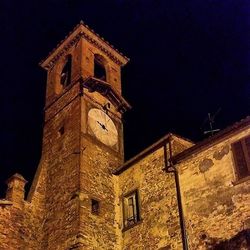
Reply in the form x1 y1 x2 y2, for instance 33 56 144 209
88 108 118 147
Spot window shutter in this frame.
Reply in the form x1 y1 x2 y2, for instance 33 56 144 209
244 136 250 161
232 141 248 179
123 190 140 229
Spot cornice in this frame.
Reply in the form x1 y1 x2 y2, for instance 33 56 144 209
40 21 129 70
81 76 131 113
40 32 82 70
113 134 172 175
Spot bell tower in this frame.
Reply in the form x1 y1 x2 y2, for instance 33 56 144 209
39 21 130 249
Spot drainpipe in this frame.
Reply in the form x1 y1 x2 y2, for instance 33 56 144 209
163 140 189 250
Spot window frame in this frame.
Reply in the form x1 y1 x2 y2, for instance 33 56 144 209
232 135 250 181
122 189 141 231
91 198 100 215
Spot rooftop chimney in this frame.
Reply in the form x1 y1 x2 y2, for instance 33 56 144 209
6 173 27 206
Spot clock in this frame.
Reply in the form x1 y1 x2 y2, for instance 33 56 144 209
88 108 118 147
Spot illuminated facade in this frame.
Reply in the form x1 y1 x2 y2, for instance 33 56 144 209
0 22 249 250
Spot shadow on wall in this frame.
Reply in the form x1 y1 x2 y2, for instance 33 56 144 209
201 229 250 250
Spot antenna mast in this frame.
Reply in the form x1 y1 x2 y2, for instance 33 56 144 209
202 108 221 136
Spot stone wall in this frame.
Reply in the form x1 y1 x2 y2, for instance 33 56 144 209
0 203 26 250
78 137 121 249
0 171 45 250
1 21 249 250
116 136 193 249
178 128 250 249
41 82 81 249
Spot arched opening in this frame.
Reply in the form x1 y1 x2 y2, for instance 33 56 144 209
60 55 72 87
94 54 107 81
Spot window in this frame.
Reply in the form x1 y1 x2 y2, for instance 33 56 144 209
60 55 72 87
232 136 250 180
94 54 106 81
91 199 100 215
123 190 140 229
58 126 65 136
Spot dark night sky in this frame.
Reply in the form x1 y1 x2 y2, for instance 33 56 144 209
0 0 249 197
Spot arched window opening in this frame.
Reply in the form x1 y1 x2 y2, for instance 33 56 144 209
94 54 106 81
60 55 72 87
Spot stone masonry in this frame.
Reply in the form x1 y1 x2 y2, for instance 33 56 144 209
0 22 249 250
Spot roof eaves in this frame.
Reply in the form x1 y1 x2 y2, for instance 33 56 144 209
113 133 173 175
39 21 129 68
173 116 250 163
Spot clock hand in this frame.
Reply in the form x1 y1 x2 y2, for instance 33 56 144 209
97 120 103 127
97 120 108 131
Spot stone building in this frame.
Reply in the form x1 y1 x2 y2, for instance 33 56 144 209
0 22 249 250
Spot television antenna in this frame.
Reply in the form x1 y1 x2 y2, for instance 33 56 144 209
201 108 221 136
